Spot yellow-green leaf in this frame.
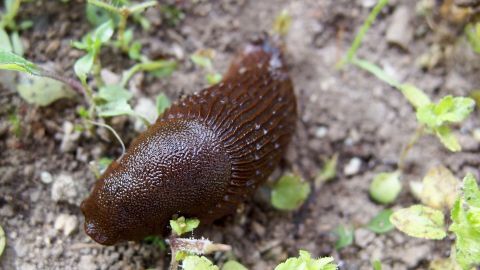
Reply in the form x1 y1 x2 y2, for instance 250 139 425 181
271 174 311 211
421 166 460 210
390 205 447 240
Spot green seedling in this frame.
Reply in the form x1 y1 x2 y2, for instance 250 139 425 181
87 0 157 57
367 209 394 234
372 260 382 270
275 250 337 270
315 153 338 186
0 0 32 56
271 173 311 211
170 216 200 237
334 225 354 250
191 50 222 85
144 235 166 251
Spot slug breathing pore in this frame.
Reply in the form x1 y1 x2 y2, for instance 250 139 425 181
81 35 297 245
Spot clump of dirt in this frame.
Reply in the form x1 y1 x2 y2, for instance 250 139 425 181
1 0 479 269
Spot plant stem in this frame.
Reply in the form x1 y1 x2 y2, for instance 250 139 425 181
1 0 22 29
337 0 389 69
39 69 86 97
117 10 129 52
92 54 104 88
398 125 425 171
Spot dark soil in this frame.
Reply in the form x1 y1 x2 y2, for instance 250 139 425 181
1 0 479 269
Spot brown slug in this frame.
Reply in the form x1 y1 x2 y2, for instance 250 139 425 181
80 36 297 245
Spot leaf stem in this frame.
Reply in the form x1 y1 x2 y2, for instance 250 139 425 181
337 0 389 69
398 125 425 171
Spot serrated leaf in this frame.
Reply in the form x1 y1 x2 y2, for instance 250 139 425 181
369 171 402 204
182 256 219 270
0 224 5 258
367 209 394 234
390 205 447 240
0 50 40 74
275 250 337 270
421 166 460 210
170 216 200 236
271 174 311 211
449 173 480 269
334 225 354 250
222 260 247 270
416 96 475 129
399 84 431 109
435 125 461 152
156 93 171 115
17 75 76 106
74 53 94 80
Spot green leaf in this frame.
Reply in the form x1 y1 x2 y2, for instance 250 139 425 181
86 3 116 26
399 84 431 109
10 31 23 56
143 235 166 251
222 260 248 270
156 93 171 115
271 174 311 211
369 171 402 204
128 41 142 60
93 19 114 44
0 224 5 258
170 216 200 236
0 29 13 52
420 165 460 210
449 174 480 269
0 50 40 74
315 154 338 185
416 96 475 129
273 10 292 36
74 53 94 80
191 54 213 70
372 260 382 270
435 125 461 152
350 58 400 88
275 250 337 270
97 99 134 117
463 174 480 208
17 75 76 106
206 73 222 85
390 205 447 240
465 22 480 54
182 256 219 270
97 84 133 102
366 209 394 234
334 225 354 250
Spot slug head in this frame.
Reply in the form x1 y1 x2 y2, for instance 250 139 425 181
81 119 231 245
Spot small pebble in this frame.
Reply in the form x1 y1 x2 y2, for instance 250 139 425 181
344 157 362 176
54 214 78 236
51 173 79 204
40 171 53 184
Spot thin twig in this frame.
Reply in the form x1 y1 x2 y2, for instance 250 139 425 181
398 125 425 172
86 120 126 159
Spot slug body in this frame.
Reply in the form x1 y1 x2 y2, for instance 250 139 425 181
81 37 297 245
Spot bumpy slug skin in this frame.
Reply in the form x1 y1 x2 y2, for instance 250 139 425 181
81 36 297 245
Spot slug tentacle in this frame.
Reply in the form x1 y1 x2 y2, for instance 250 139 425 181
81 36 297 245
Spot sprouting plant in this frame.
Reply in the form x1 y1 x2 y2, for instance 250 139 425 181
338 0 475 206
0 0 32 56
390 173 480 269
86 0 157 57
